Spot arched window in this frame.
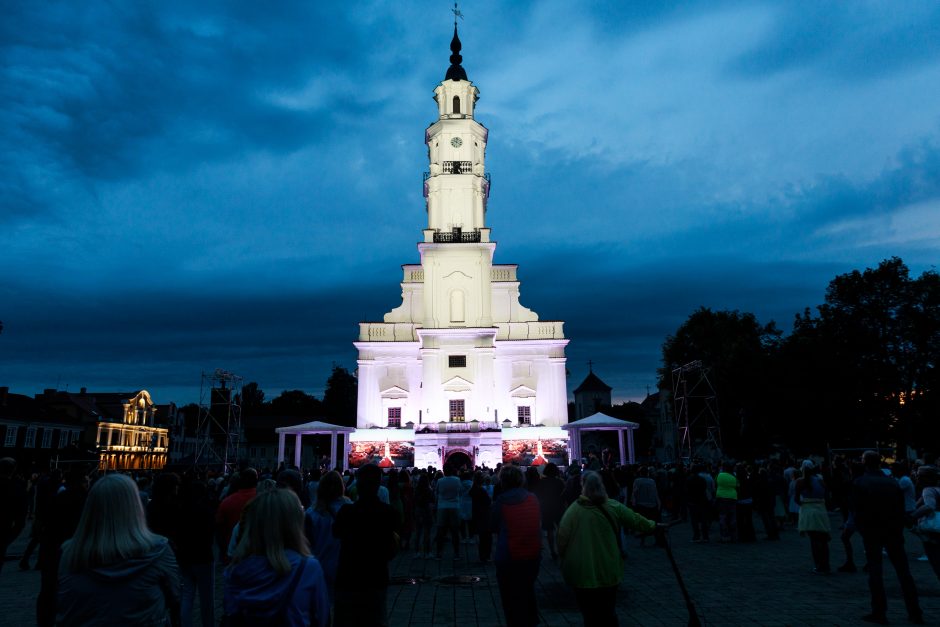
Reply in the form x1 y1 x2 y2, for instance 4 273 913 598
453 95 460 114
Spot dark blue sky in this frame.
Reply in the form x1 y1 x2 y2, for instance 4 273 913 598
2 1 939 405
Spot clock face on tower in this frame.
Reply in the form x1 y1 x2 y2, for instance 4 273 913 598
450 137 463 148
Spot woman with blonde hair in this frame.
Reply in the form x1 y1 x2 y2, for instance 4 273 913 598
57 473 181 626
224 488 329 627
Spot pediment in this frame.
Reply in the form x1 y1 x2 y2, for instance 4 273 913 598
380 385 409 399
443 270 472 280
510 385 536 398
442 376 473 392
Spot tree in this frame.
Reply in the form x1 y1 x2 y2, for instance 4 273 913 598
660 307 781 457
322 365 357 427
782 258 940 453
240 382 266 418
269 389 322 417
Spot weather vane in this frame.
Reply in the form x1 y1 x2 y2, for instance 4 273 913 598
452 1 464 26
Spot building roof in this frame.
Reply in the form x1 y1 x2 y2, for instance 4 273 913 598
562 412 639 430
573 370 612 394
275 420 356 435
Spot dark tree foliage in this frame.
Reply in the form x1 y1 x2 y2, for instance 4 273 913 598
240 382 265 418
661 258 939 458
322 365 358 427
780 258 940 453
660 307 781 457
269 389 323 417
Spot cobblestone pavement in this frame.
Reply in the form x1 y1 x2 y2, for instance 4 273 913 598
3 515 939 626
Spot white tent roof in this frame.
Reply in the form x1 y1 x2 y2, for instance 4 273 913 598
561 412 639 430
275 420 356 435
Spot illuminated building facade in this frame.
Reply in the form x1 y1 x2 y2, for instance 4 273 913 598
351 26 569 468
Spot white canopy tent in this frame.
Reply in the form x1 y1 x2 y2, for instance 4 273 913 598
275 420 356 471
562 412 639 466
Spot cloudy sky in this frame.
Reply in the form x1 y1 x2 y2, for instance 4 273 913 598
2 1 939 406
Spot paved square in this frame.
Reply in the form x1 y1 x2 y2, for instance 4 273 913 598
3 516 938 626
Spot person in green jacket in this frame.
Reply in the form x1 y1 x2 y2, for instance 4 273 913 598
557 471 658 626
715 462 740 542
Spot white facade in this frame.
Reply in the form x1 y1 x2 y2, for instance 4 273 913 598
352 29 569 468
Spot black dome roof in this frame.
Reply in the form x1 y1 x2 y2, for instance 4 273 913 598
445 26 467 81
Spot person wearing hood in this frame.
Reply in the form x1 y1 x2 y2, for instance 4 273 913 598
558 470 658 626
490 464 542 627
224 488 329 627
56 473 181 627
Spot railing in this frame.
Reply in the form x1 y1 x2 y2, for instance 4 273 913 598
443 160 472 174
433 229 481 243
414 421 501 434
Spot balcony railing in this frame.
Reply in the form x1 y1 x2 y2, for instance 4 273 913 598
433 228 481 243
443 160 472 174
414 421 501 434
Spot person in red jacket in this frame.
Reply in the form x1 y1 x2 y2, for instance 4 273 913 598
216 468 258 562
491 464 541 627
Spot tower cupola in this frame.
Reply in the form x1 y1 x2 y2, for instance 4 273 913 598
445 26 468 82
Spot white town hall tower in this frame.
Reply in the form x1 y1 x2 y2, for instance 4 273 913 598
350 25 569 469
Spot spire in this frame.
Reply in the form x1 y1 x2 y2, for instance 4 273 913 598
445 5 468 81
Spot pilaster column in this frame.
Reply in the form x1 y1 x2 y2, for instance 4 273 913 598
294 433 302 469
277 432 286 467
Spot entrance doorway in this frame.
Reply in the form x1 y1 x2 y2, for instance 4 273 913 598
445 450 473 471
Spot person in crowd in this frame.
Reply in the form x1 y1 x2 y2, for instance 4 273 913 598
224 489 329 627
304 470 351 602
558 471 659 627
434 464 464 559
490 464 542 627
146 472 181 549
752 467 779 541
20 469 60 570
413 472 434 557
398 468 415 551
534 462 565 560
838 461 866 573
278 468 309 509
228 479 277 559
176 477 216 627
333 464 400 627
216 468 259 562
686 463 711 542
736 464 757 542
56 474 181 626
38 468 88 627
459 470 475 543
0 457 28 574
911 465 940 582
850 451 923 625
561 464 582 507
306 468 321 510
631 466 661 546
716 461 739 542
469 471 493 562
795 460 831 574
892 461 917 516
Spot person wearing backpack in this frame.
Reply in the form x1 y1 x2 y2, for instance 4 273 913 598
224 489 329 627
558 471 658 627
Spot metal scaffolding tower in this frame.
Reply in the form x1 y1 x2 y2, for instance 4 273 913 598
672 360 723 462
193 369 243 474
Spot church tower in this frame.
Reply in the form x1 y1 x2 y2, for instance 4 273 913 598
353 24 569 469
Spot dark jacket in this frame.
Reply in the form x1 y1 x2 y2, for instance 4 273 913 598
850 470 906 535
224 550 329 627
333 495 399 589
57 538 180 627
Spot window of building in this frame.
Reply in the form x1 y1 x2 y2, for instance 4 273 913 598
449 399 465 422
3 425 18 447
449 355 466 368
24 426 37 448
517 406 531 425
453 95 460 114
249 447 257 458
57 430 68 448
41 429 52 448
388 407 402 428
72 430 82 445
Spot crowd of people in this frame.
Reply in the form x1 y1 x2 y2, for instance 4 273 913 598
1 448 939 626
